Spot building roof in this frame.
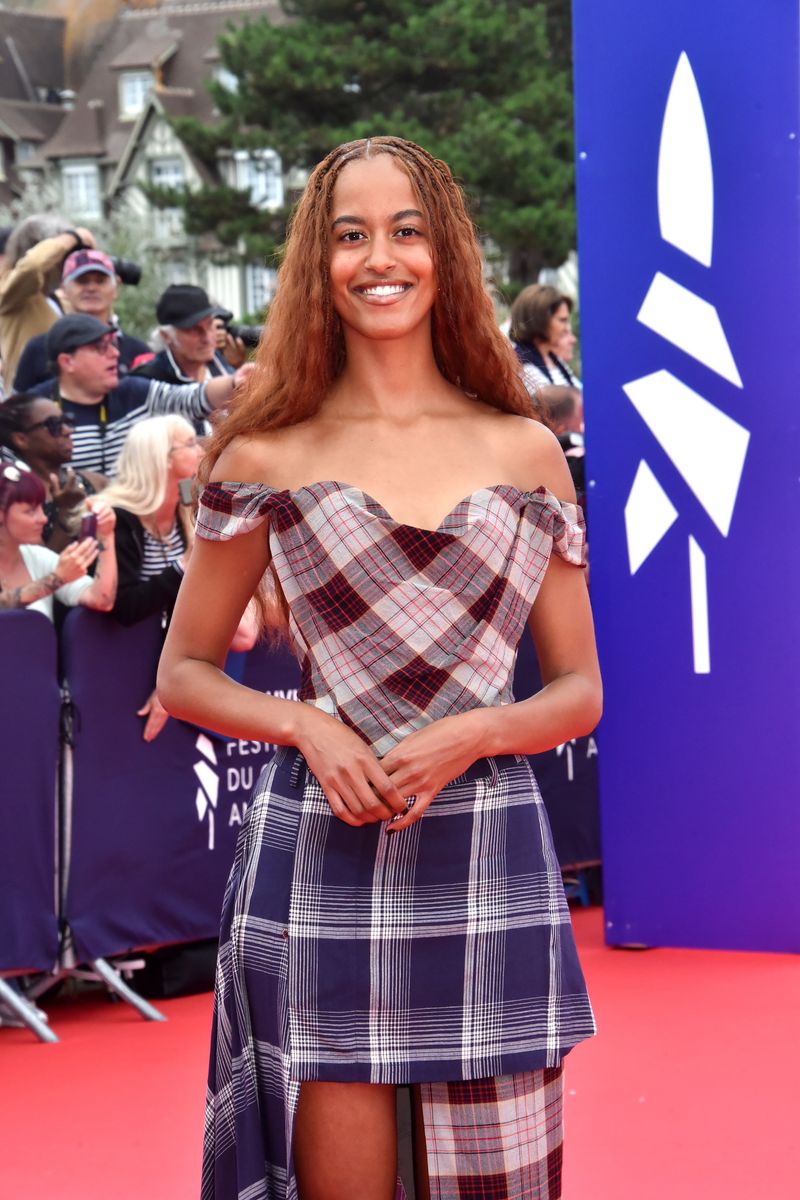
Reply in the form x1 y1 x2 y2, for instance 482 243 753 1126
0 99 65 143
40 2 281 163
0 8 66 104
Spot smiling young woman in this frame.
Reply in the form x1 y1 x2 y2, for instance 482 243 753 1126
158 136 601 1200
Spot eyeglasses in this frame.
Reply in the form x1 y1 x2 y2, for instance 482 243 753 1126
83 334 119 355
168 437 200 453
24 416 75 437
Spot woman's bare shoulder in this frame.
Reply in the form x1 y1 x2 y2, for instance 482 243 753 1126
487 411 576 501
209 428 306 485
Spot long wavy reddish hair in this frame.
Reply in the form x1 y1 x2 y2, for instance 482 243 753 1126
203 136 534 476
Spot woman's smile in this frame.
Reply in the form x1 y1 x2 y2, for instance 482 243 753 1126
352 280 413 302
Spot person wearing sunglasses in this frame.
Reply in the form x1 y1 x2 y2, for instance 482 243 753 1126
0 393 107 552
0 463 117 619
28 313 253 477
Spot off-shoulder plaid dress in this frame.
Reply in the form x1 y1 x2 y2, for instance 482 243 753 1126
196 481 595 1200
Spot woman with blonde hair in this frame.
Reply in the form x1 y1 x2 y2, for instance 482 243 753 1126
98 415 255 739
159 136 600 1199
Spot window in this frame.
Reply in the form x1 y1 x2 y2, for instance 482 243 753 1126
149 157 184 189
232 149 283 210
119 71 153 119
61 161 101 219
245 262 277 314
149 158 185 242
16 140 36 163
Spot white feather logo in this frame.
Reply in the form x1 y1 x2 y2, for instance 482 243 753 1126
193 733 219 850
622 52 750 673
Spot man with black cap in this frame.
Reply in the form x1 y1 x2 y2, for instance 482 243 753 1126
13 249 151 392
29 313 251 476
132 283 234 385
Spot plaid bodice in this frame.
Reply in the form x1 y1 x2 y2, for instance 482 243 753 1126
197 481 586 755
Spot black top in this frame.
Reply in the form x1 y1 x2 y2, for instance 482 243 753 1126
111 506 185 626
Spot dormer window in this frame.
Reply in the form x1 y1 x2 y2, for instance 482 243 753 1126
119 71 153 119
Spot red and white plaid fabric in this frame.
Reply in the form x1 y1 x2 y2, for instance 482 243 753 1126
419 1068 564 1199
197 480 585 757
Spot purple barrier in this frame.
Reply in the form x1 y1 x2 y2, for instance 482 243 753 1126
513 629 601 869
0 612 61 973
61 610 300 961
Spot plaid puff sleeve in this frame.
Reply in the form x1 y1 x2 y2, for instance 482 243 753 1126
524 487 587 568
196 481 277 541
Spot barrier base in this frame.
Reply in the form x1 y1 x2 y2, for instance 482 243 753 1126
0 977 59 1044
25 956 167 1026
88 958 167 1023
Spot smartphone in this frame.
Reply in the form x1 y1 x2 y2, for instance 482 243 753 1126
178 478 193 505
78 512 97 540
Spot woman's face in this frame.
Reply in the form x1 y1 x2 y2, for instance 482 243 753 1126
545 302 572 352
15 399 74 467
328 155 436 344
167 428 204 482
0 501 47 545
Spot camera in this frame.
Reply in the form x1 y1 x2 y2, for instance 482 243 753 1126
112 257 142 287
227 322 263 349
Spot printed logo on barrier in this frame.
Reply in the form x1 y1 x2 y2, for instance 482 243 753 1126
193 733 219 850
190 687 300 849
622 52 750 674
555 735 597 782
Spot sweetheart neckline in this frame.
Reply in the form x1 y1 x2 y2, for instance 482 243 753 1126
212 479 555 536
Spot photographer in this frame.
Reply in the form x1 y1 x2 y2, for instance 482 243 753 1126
13 250 151 392
133 284 236 386
0 216 94 389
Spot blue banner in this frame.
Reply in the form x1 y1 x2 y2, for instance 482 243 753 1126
0 613 60 972
514 633 600 868
61 610 299 961
574 1 800 948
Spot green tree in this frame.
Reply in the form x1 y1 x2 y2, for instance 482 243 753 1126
174 0 574 283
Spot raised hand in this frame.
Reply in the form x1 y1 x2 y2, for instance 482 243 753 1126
54 537 99 583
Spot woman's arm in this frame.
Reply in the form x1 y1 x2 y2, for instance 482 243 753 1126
0 571 63 610
158 445 406 825
77 504 117 612
0 539 99 610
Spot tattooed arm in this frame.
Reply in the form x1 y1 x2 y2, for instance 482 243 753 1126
0 571 63 610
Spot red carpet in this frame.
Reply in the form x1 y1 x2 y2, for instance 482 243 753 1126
2 908 799 1198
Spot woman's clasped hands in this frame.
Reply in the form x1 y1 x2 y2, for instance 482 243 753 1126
297 707 486 831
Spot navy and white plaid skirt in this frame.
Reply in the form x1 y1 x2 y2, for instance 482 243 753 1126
201 745 593 1199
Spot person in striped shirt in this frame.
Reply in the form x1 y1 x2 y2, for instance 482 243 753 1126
29 314 251 476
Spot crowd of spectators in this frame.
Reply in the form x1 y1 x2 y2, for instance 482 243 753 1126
0 211 256 743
